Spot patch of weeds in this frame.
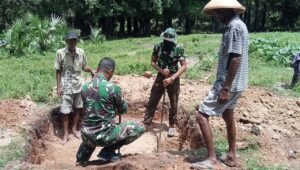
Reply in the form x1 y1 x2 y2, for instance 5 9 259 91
293 84 300 93
244 156 290 170
213 130 228 155
0 140 25 168
238 136 290 170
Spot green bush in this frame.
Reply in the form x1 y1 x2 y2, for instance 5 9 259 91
2 13 68 56
90 27 106 43
250 38 300 66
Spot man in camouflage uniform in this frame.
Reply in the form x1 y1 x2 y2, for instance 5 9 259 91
143 28 187 137
76 57 145 165
55 31 95 144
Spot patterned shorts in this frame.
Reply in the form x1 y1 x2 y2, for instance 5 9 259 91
198 90 243 116
60 93 83 114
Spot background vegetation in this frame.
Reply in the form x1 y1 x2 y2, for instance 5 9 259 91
0 1 299 168
0 31 299 102
1 0 300 38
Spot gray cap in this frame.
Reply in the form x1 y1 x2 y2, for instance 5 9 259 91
65 31 79 40
0 40 7 47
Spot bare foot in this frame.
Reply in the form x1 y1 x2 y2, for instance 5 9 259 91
220 154 239 167
61 134 68 145
72 128 81 139
191 159 223 169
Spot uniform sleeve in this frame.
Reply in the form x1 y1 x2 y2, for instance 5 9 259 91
227 28 243 55
152 44 160 57
82 51 87 68
177 46 186 60
54 51 62 70
113 85 128 114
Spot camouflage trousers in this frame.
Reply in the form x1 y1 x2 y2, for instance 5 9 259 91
76 121 145 162
144 73 180 126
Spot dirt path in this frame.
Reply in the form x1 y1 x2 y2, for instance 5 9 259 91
2 75 300 169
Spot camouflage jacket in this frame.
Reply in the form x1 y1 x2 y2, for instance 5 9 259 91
81 74 128 136
153 42 185 74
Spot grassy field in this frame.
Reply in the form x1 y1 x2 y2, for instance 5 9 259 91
0 32 299 102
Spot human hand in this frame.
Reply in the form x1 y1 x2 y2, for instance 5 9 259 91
163 77 174 87
91 70 96 78
57 85 63 96
218 88 229 103
161 68 170 77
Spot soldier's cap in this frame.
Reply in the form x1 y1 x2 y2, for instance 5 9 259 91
0 39 7 47
202 0 246 16
65 31 79 40
160 28 177 44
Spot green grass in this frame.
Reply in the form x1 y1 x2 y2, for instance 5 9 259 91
0 140 25 168
0 32 300 102
212 133 290 170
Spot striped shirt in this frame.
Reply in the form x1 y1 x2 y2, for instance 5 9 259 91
214 15 249 93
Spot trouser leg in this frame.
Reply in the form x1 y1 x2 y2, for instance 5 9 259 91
76 143 96 163
167 77 180 127
144 74 165 124
291 69 299 88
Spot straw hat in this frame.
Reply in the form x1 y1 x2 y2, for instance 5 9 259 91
203 0 246 16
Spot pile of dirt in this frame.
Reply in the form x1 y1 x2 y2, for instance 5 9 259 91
113 75 300 168
0 95 36 128
2 75 300 169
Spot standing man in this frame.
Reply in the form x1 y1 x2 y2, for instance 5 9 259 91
54 31 95 144
192 0 248 169
76 57 145 165
290 53 300 88
143 28 187 137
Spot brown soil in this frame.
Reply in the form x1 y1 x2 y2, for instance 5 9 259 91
2 75 300 170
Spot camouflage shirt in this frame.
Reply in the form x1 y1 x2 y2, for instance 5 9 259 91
54 47 87 94
81 74 128 136
153 42 185 73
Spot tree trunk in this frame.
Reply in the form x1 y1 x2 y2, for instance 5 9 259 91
133 17 139 36
211 18 221 33
144 18 151 36
245 0 251 30
260 1 267 31
184 16 193 34
154 19 159 34
99 17 107 36
254 0 260 32
127 17 132 35
139 19 144 36
163 9 172 29
110 17 116 37
119 16 125 36
0 5 5 31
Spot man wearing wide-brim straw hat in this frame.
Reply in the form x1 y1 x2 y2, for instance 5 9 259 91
193 0 248 169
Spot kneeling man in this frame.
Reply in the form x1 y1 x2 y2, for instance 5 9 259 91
76 57 145 165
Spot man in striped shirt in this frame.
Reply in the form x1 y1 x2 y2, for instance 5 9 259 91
192 0 249 169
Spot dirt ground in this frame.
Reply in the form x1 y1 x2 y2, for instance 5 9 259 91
1 75 300 170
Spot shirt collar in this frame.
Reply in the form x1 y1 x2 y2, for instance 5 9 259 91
97 73 107 80
64 47 78 55
226 15 239 27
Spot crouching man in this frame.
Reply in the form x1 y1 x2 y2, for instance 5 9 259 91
76 57 145 166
